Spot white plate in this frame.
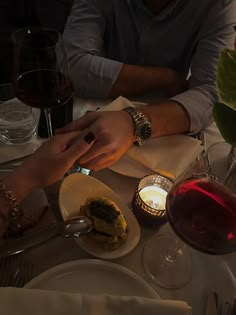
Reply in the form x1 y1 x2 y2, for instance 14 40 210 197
59 173 140 259
25 259 159 298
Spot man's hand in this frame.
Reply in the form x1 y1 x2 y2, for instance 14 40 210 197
57 111 135 171
11 131 95 194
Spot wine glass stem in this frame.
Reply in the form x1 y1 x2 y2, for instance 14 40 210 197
224 146 236 192
158 238 183 271
43 108 53 138
164 239 182 263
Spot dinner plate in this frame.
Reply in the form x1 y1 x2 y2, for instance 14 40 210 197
59 173 140 259
25 259 159 299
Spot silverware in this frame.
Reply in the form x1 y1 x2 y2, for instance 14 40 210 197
0 216 93 256
0 256 33 287
206 291 218 315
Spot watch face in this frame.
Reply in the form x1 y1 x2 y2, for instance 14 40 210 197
140 124 152 140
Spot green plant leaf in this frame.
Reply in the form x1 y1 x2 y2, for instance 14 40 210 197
213 102 236 146
217 49 236 110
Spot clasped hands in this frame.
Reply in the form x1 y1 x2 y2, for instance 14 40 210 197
56 110 136 171
55 69 187 172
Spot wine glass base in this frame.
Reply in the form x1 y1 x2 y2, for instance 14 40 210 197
142 233 192 289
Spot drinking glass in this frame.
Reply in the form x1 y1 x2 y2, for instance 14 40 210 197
12 27 73 138
0 83 37 144
143 146 236 289
201 141 236 194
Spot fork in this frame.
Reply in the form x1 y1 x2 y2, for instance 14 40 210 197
0 255 33 287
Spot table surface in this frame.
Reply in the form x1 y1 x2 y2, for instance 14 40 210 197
1 97 235 315
17 168 236 315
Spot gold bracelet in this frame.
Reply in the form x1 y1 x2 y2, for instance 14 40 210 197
0 182 23 227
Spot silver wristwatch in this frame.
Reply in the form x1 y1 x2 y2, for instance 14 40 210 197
123 107 152 146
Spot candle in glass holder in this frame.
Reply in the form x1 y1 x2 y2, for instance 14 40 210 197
132 174 173 226
139 186 167 210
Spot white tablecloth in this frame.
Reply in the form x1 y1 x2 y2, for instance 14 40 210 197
0 97 233 315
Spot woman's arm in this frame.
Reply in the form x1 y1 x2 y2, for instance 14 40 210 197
0 130 95 236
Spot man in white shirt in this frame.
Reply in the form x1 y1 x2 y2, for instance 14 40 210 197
62 0 236 171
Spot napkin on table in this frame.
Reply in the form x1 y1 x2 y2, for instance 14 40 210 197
0 288 192 315
100 96 203 179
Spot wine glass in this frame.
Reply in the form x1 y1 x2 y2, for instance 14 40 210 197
12 27 73 138
143 147 236 289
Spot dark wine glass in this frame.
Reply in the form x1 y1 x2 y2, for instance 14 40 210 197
167 175 236 255
143 146 236 289
12 27 73 138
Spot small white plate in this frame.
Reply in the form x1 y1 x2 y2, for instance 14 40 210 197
59 173 140 259
25 259 159 298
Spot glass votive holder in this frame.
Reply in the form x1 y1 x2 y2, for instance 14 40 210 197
132 174 173 227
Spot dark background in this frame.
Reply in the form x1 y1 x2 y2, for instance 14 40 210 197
0 0 73 83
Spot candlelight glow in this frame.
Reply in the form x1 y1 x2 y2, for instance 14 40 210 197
139 186 167 210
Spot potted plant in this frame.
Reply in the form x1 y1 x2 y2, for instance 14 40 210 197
213 33 236 189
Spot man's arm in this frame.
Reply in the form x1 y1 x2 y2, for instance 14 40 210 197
168 0 236 133
134 0 236 135
63 0 186 99
110 64 187 98
139 100 190 137
63 0 121 98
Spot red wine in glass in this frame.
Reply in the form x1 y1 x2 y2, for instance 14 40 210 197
15 69 73 109
166 177 236 255
12 27 72 138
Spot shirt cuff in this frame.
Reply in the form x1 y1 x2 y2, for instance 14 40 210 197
170 88 214 134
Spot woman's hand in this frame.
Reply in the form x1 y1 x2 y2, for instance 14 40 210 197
20 130 95 188
4 130 95 202
57 111 135 171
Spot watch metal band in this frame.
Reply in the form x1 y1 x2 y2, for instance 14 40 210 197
123 107 152 146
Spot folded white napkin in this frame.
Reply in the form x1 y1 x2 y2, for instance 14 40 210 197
0 288 192 315
101 97 203 179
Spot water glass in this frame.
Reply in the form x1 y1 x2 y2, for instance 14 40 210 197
205 142 236 194
0 83 37 145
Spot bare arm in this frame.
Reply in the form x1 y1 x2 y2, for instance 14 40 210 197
0 169 37 236
110 64 187 98
0 131 94 236
138 100 190 137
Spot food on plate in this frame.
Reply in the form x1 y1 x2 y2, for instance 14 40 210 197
80 197 128 251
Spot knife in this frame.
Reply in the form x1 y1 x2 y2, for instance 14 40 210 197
0 223 61 256
0 216 93 256
206 291 218 315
